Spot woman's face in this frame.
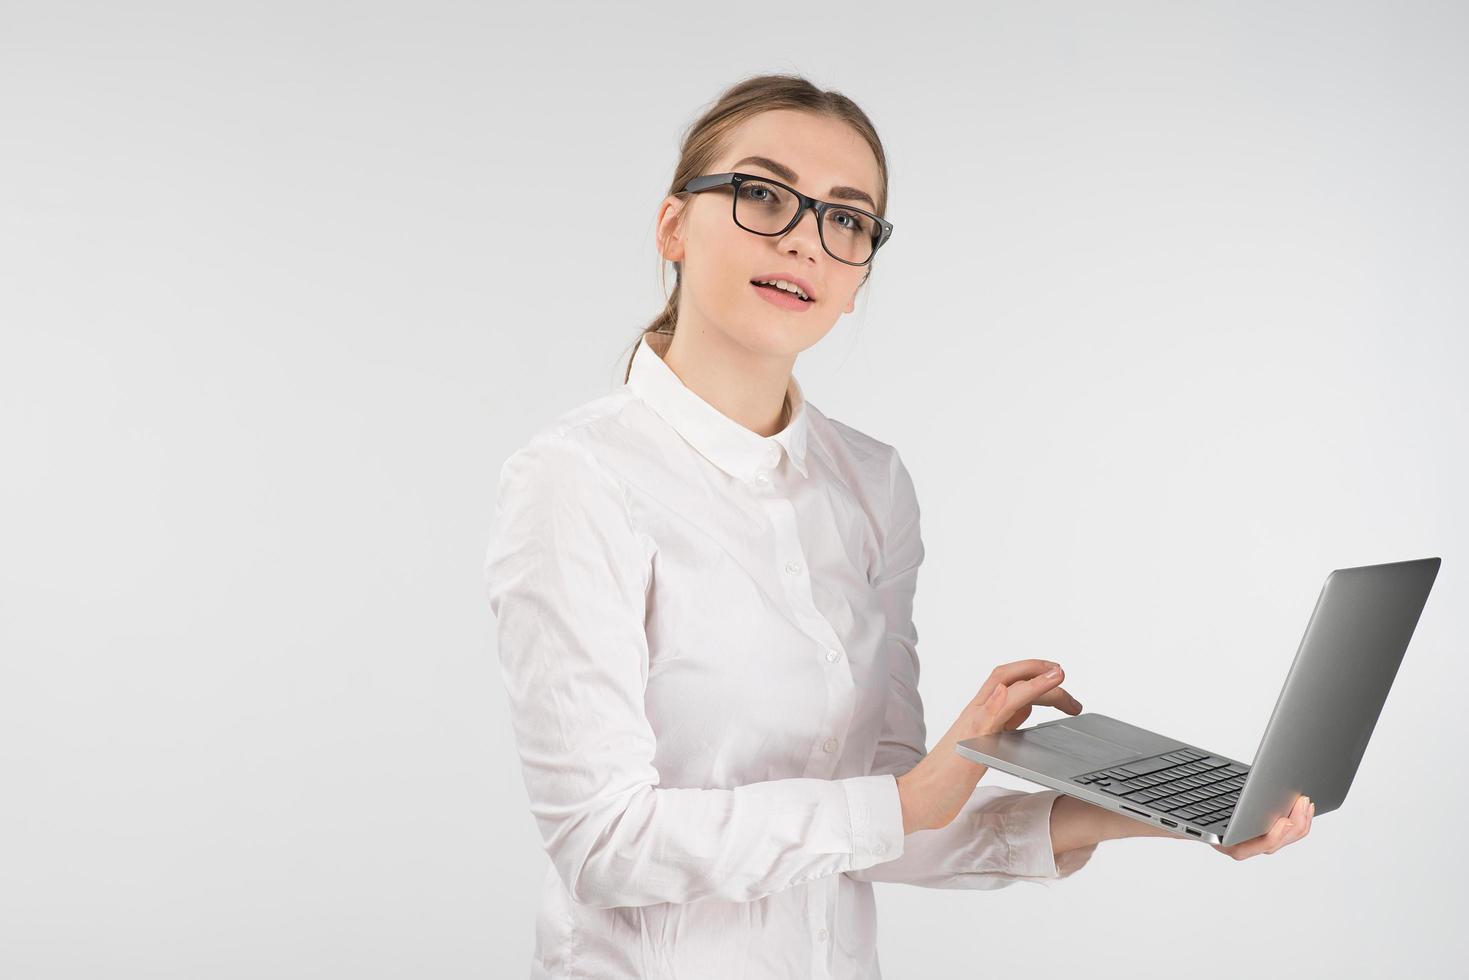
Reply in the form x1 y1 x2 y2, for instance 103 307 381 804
656 109 883 359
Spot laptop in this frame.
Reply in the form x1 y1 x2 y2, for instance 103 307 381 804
955 557 1441 846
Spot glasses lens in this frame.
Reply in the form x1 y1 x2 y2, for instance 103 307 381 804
820 206 878 265
732 179 878 265
733 179 798 234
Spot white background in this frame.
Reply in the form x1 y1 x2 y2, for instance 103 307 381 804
2 1 1465 976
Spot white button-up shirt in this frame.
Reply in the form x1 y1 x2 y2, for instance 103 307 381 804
484 329 1096 979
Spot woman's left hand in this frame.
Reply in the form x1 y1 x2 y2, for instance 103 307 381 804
1212 794 1314 860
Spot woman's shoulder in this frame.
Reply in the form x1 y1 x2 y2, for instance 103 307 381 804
487 391 654 581
497 388 644 488
808 408 922 553
807 404 906 485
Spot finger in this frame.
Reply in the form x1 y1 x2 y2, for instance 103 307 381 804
1240 821 1285 860
1017 665 1076 711
1002 704 1033 731
1292 797 1313 844
1263 817 1291 855
1294 804 1312 843
1272 797 1309 852
982 682 1009 720
1282 797 1308 839
976 660 1062 703
1263 806 1300 855
979 664 1084 734
991 666 1083 719
1039 684 1085 715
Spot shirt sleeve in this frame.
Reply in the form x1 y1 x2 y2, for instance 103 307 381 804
844 447 1099 889
484 431 908 909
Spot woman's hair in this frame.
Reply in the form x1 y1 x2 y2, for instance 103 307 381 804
622 73 890 383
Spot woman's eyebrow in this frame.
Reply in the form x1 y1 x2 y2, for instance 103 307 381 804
732 155 876 210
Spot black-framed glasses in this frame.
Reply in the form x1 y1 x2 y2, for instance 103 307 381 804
682 172 894 267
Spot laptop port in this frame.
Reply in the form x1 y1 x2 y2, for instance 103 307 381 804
1121 805 1151 818
1160 818 1177 828
1186 828 1202 837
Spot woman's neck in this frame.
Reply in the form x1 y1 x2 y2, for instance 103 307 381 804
652 326 793 438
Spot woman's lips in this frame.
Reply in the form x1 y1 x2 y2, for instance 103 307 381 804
750 282 813 312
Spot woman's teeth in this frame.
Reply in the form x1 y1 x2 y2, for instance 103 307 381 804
751 279 810 301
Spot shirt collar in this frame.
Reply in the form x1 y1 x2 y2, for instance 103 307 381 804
626 329 810 481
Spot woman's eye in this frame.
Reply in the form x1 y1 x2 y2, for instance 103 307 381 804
829 210 868 234
739 182 784 206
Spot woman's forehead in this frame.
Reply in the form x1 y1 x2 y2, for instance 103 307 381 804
717 111 881 202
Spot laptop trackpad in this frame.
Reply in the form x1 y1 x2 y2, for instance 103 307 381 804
1023 724 1136 765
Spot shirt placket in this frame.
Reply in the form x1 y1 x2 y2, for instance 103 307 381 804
750 444 850 980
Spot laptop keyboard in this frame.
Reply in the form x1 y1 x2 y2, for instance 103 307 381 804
1073 747 1248 829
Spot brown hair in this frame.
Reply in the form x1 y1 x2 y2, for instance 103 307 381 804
621 73 890 383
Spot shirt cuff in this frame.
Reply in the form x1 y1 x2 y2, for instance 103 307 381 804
997 789 1099 884
842 773 906 870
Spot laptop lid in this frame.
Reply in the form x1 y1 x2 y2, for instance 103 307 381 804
1222 556 1440 846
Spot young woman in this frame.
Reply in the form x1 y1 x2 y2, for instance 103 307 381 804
485 73 1312 980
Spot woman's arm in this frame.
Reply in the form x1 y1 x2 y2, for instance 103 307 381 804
898 683 1314 863
1049 793 1173 855
894 712 1175 850
487 434 909 909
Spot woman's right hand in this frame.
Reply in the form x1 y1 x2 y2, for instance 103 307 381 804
895 659 1084 835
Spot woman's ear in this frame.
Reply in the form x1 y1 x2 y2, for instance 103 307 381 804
656 196 687 263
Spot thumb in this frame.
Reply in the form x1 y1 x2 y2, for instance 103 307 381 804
979 682 1013 736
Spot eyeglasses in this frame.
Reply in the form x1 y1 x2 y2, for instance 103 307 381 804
681 172 894 267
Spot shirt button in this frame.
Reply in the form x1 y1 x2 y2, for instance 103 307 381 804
754 471 770 485
785 560 802 574
825 649 840 663
822 737 838 753
816 928 829 942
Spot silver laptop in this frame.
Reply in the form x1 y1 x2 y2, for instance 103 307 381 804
956 557 1440 846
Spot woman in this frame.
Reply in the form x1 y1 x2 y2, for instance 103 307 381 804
484 73 1312 979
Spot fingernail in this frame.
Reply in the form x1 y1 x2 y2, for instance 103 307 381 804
1045 667 1061 678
